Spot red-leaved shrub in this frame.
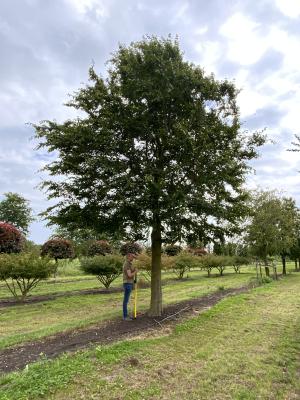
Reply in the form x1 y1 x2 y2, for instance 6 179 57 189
41 238 74 262
87 240 112 256
120 242 142 256
0 222 24 254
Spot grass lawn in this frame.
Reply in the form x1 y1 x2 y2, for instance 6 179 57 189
0 272 299 400
0 269 254 350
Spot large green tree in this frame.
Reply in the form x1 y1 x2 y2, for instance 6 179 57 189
34 37 265 315
0 192 34 234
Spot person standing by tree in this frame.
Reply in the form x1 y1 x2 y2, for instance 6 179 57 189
122 253 137 321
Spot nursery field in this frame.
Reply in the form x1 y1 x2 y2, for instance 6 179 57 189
0 262 299 400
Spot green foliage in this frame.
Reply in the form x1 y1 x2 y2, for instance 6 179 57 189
0 222 24 254
50 226 119 257
133 252 152 280
34 36 265 315
80 255 123 288
232 255 251 273
87 240 112 256
247 191 299 263
200 254 231 276
164 244 182 256
23 240 41 255
41 238 74 262
172 253 199 279
120 242 142 256
0 192 34 234
34 36 265 245
133 253 174 280
0 252 55 300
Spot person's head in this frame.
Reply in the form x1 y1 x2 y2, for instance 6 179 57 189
126 253 137 262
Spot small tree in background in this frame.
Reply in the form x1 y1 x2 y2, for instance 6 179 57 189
134 253 152 280
23 240 41 255
200 254 229 277
188 247 208 257
247 191 298 276
232 255 251 273
134 253 174 281
120 242 142 256
80 255 123 288
0 192 34 234
172 253 198 279
87 240 112 256
41 238 74 276
290 238 300 271
164 244 182 256
0 222 24 254
0 253 55 301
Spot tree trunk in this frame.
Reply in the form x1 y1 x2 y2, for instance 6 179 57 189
281 254 286 275
295 260 297 271
265 266 270 277
149 218 162 317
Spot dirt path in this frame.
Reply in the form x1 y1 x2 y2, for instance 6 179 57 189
0 286 249 374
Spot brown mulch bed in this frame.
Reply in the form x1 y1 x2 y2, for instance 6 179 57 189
0 286 250 374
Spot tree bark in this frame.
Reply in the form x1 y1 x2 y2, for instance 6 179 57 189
265 266 270 277
149 217 162 316
281 255 286 275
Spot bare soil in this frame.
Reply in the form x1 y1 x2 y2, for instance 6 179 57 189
0 286 249 374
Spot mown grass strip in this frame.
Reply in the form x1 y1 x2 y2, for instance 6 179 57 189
0 273 299 400
0 270 253 350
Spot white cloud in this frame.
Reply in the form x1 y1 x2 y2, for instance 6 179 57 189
219 12 267 65
195 41 222 74
275 0 300 18
238 88 270 118
66 0 109 18
195 26 208 35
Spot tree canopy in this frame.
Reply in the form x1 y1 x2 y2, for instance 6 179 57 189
34 36 265 315
247 190 299 274
0 192 34 234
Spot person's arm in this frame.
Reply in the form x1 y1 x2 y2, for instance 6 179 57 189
126 267 137 279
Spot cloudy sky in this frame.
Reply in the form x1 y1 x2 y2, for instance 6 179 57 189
1 0 300 243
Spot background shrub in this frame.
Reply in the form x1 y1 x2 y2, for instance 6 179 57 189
188 247 208 257
232 255 251 273
120 242 142 256
80 254 123 288
164 244 182 256
134 253 152 280
172 253 198 279
0 252 55 300
41 238 74 262
133 253 175 281
87 240 112 256
0 222 24 254
200 254 231 276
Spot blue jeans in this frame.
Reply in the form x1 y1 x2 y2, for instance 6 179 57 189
123 283 133 318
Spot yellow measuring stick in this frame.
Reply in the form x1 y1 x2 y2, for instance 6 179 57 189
133 275 137 319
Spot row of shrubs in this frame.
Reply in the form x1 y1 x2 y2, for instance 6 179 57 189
0 222 250 301
0 251 251 301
